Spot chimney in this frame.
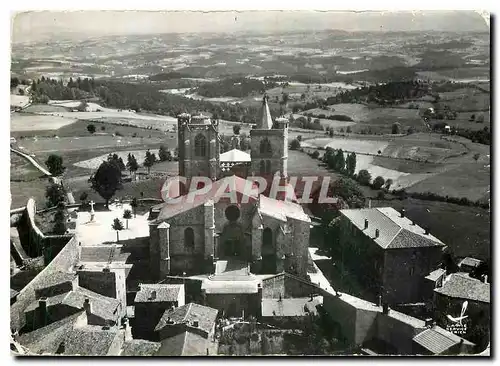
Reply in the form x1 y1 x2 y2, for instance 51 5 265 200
149 290 157 301
83 298 92 316
382 303 389 314
192 320 199 328
375 229 380 238
424 227 429 235
123 318 132 341
364 219 368 229
103 267 110 273
400 209 405 218
425 318 433 327
166 317 174 324
38 298 48 326
484 275 488 283
310 293 314 301
378 295 382 307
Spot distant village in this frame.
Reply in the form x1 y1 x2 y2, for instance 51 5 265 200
10 97 490 356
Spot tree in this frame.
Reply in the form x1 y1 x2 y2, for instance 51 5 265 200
90 161 122 208
127 154 139 175
372 176 385 190
357 169 372 186
158 145 171 162
469 114 476 122
11 77 19 89
45 154 66 176
473 153 480 162
384 179 393 191
45 183 66 207
345 152 357 177
52 202 67 234
346 126 352 133
112 218 124 242
123 209 132 229
79 191 88 206
392 122 401 134
87 124 96 134
233 125 241 135
131 197 138 218
334 149 345 172
297 135 302 142
311 150 320 159
290 139 301 150
476 114 485 123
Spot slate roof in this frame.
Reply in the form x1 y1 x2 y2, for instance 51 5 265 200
340 207 445 249
434 273 490 303
256 95 274 130
261 297 321 317
220 148 251 163
17 312 83 355
413 326 475 354
64 326 120 356
134 284 183 303
121 339 161 356
155 303 218 335
158 330 208 356
155 175 259 221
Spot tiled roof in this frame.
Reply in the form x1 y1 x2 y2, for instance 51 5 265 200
340 207 445 249
134 284 183 303
17 312 83 355
34 271 76 290
80 245 130 263
158 330 208 356
121 339 161 356
64 326 120 356
261 297 320 317
155 175 258 221
25 287 121 322
333 292 383 313
262 272 323 299
259 195 310 223
201 279 259 294
155 303 218 335
434 273 490 303
220 149 251 163
413 326 475 354
386 309 427 329
11 288 19 299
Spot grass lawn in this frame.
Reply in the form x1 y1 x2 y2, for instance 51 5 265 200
10 152 46 181
371 156 442 174
371 198 490 261
10 179 49 209
11 113 77 133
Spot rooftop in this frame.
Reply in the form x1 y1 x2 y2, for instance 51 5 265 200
155 303 218 335
219 148 251 163
158 330 208 356
134 284 183 303
459 257 483 269
64 325 120 356
32 271 76 292
261 297 321 317
340 207 445 249
256 95 273 130
259 195 310 223
413 326 475 354
425 268 447 282
434 273 490 303
120 339 161 356
79 245 130 263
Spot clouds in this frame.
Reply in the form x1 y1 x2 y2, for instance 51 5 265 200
12 10 489 44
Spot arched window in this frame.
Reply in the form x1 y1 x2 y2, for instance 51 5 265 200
260 160 266 175
184 227 195 250
259 138 272 155
194 134 207 157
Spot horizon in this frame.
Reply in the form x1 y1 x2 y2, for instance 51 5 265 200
11 10 489 44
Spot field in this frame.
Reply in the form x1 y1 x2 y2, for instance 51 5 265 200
10 179 49 209
11 113 77 132
10 152 46 181
10 94 31 109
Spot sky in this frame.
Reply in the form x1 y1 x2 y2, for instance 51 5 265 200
12 10 489 44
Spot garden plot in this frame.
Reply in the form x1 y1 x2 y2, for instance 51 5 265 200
302 137 390 155
11 113 77 132
73 149 161 170
292 114 356 130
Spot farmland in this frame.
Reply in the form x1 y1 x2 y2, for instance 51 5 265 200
11 113 77 132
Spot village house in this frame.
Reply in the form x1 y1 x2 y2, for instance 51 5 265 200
335 207 446 305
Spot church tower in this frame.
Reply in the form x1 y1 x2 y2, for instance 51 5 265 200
250 95 289 179
177 113 220 193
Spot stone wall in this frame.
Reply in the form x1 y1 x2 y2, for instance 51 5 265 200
10 236 80 331
250 129 287 178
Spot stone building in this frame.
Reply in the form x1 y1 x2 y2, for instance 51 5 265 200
148 96 311 280
335 207 446 305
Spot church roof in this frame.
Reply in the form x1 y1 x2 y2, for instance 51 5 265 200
219 149 251 163
259 195 311 223
256 95 273 130
155 175 259 222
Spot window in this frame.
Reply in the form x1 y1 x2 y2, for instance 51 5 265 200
266 160 271 174
184 227 195 250
194 134 207 157
225 205 240 222
409 267 415 276
259 138 272 155
260 160 266 175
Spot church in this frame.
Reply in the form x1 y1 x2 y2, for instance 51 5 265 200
148 96 311 280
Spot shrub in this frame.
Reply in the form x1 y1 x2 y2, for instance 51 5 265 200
311 150 320 159
357 169 372 186
290 139 301 150
372 176 385 190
